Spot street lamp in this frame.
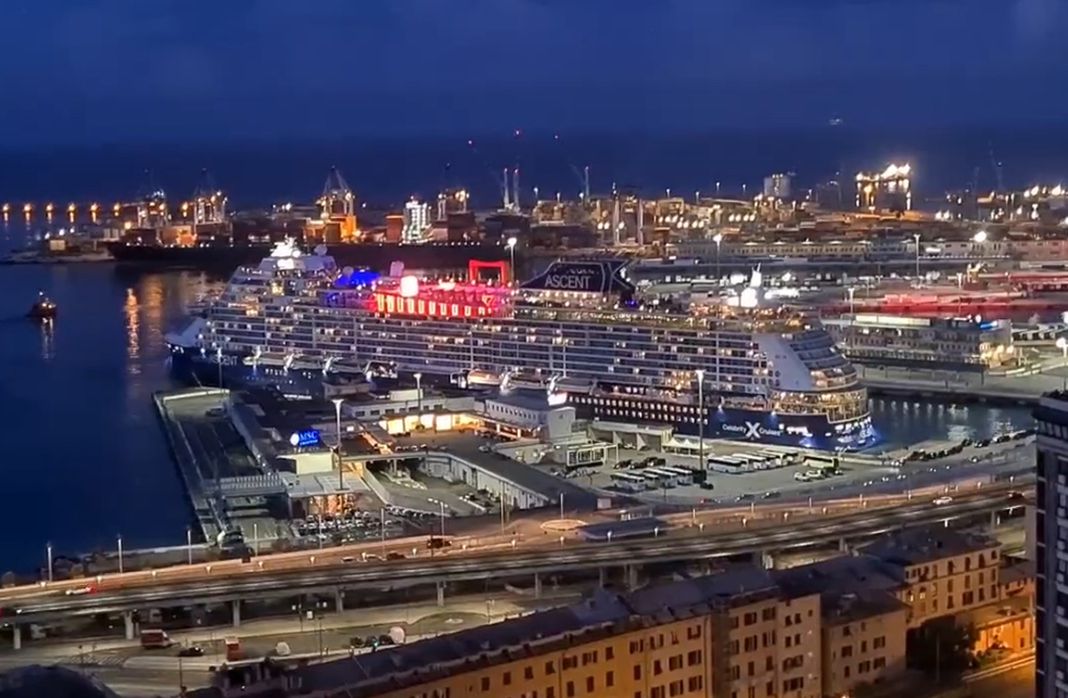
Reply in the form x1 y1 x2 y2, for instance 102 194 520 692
695 369 706 471
414 372 423 430
712 233 723 281
1058 338 1068 391
506 237 518 284
427 498 446 537
117 535 124 574
912 233 921 282
186 526 193 565
847 287 856 318
332 397 345 498
46 542 53 583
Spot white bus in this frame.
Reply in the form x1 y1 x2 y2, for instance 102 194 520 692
707 455 746 473
611 472 648 492
659 466 694 485
643 469 678 488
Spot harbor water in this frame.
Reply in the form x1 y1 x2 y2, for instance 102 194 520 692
0 263 1035 573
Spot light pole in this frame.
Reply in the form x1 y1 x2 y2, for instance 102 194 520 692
414 372 423 430
913 233 921 282
847 286 856 317
215 346 223 388
695 369 705 470
559 492 564 521
1058 338 1068 391
186 527 193 565
713 233 723 281
46 542 53 583
116 535 124 574
506 236 518 284
332 397 345 498
428 498 446 538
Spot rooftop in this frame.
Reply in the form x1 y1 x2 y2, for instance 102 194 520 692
186 565 800 698
860 526 999 567
820 589 909 626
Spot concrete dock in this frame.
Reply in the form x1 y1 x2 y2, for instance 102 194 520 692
860 365 1064 406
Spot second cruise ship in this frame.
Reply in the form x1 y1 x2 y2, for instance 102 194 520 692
167 241 875 449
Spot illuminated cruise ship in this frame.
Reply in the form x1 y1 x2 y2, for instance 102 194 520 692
166 241 874 448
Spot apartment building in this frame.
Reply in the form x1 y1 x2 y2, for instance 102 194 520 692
776 556 909 697
627 567 822 698
190 528 1025 698
861 527 1001 628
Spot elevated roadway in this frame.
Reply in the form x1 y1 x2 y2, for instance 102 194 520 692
1 486 1027 626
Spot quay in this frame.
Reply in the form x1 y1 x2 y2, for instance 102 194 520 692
154 388 229 545
860 365 1065 407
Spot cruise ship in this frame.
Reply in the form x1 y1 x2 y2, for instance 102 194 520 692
166 241 875 449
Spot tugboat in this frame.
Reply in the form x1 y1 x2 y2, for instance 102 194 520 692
27 291 57 320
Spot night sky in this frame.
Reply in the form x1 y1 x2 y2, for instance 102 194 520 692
1 0 1066 146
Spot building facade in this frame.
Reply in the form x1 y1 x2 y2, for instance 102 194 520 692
1035 393 1068 698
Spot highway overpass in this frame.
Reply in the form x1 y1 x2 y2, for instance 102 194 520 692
1 486 1026 644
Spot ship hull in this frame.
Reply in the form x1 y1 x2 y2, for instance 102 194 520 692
170 348 874 449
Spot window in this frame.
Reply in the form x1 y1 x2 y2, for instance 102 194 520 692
634 665 642 681
566 681 575 698
744 636 758 652
606 647 615 660
766 682 774 696
765 657 773 671
669 655 682 671
504 671 512 686
744 612 758 626
687 625 702 640
842 645 853 658
654 659 663 676
861 640 867 653
731 665 741 680
748 661 755 677
586 677 594 693
687 650 702 666
563 656 578 670
874 637 886 650
874 657 886 670
762 607 776 621
546 661 556 675
481 677 490 691
607 671 615 688
547 689 555 698
525 667 534 680
689 676 704 692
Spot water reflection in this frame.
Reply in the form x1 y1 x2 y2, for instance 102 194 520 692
125 288 140 364
39 318 54 361
869 397 1032 452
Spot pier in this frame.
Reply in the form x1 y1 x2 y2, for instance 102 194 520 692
860 365 1064 406
154 388 230 544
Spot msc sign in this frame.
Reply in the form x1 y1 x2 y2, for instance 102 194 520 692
289 429 321 447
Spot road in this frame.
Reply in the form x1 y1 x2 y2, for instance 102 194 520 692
0 484 1028 624
0 592 580 696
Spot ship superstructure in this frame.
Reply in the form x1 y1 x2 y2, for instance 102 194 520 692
167 241 874 448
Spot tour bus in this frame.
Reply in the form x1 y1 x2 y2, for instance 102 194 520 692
731 453 772 470
758 449 795 466
640 470 673 488
659 466 695 485
707 455 746 473
610 472 648 493
646 468 681 488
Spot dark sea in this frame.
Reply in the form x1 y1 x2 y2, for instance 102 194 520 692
0 130 1048 573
